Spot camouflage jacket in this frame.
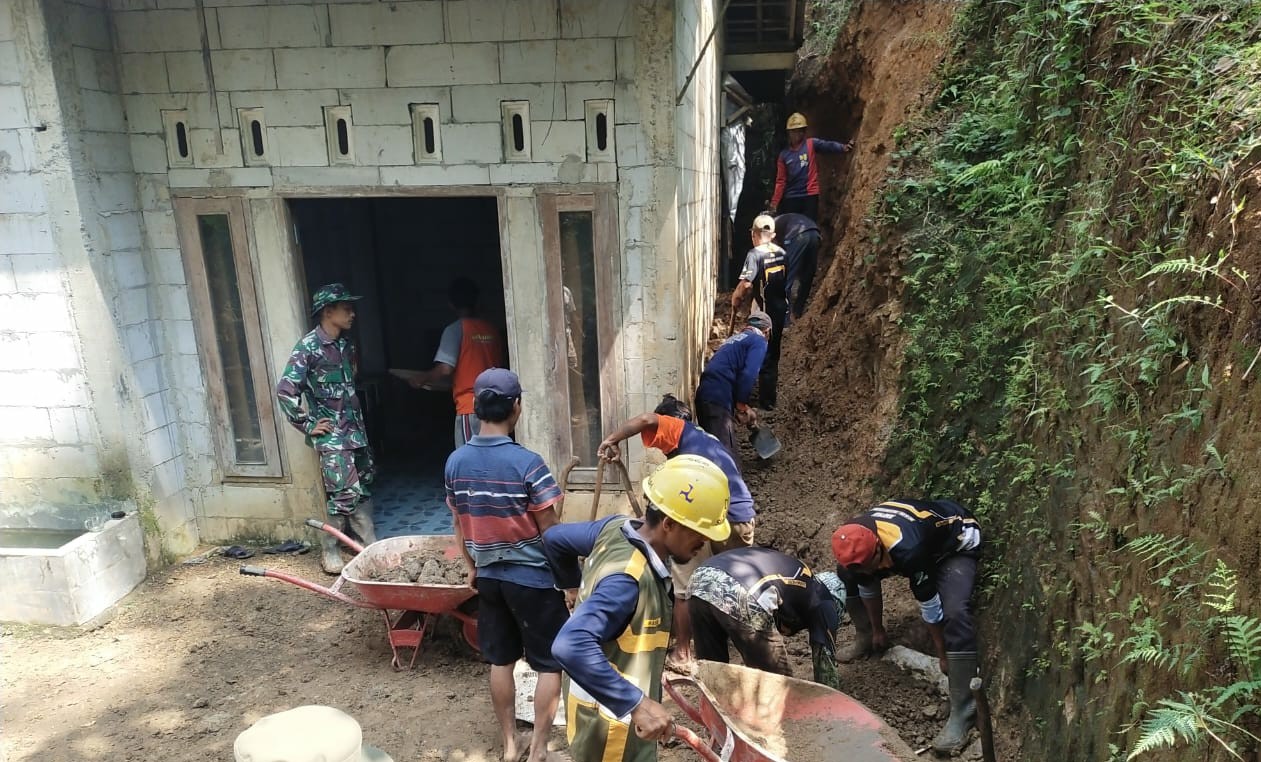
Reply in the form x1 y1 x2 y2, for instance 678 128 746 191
275 326 368 452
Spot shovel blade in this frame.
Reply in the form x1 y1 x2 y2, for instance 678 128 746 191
751 426 782 459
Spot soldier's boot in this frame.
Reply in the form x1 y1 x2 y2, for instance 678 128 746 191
838 598 874 663
931 652 979 756
346 500 377 548
319 529 345 576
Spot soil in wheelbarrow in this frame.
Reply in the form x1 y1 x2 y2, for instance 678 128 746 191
365 553 468 585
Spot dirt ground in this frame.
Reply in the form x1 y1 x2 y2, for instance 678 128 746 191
1 548 980 762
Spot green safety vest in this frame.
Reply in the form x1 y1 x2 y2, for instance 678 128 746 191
564 517 672 762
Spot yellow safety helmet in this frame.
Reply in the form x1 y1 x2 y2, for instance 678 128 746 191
642 455 731 541
786 112 808 130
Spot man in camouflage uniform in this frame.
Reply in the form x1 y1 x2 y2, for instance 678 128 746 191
276 283 377 574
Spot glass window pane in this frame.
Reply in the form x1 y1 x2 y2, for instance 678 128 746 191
197 214 265 464
559 210 602 463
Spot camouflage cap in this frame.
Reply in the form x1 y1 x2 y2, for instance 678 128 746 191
310 283 362 315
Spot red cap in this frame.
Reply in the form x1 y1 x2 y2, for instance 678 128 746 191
831 524 878 567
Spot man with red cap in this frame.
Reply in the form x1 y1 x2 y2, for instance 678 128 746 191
831 499 982 756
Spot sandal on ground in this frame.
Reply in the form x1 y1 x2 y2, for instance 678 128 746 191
223 545 255 560
262 540 310 555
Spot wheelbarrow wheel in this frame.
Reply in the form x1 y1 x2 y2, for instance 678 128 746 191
457 595 481 655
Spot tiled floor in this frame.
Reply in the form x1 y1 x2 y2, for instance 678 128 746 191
370 463 452 537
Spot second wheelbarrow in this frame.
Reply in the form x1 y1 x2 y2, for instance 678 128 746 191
664 660 917 762
241 519 479 670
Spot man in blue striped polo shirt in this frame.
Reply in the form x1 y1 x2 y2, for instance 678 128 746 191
445 368 569 762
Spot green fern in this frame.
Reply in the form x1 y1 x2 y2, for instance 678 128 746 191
1205 561 1238 614
1220 615 1261 679
1128 694 1247 760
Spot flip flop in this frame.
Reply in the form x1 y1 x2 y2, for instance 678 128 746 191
223 545 254 559
262 540 309 555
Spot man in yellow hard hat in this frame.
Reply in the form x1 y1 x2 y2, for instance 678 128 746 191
768 111 853 221
543 455 731 762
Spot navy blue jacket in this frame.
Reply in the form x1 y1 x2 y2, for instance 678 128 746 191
695 328 768 410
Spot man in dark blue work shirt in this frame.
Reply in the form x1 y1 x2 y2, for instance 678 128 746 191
731 215 789 411
694 311 771 469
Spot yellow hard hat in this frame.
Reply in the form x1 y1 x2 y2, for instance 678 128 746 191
642 455 731 541
786 112 808 130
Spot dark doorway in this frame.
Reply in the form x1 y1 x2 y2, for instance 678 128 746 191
288 196 505 535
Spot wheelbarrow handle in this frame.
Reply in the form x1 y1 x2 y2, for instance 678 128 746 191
673 724 722 762
305 518 364 553
239 565 267 576
238 565 376 609
662 674 705 726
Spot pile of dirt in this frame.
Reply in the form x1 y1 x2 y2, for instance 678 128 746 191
367 553 468 585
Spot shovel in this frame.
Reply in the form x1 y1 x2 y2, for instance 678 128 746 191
749 425 782 459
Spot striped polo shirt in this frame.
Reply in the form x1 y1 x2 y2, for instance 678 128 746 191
444 434 562 589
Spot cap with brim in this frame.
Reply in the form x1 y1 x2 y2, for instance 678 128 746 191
234 705 393 762
753 213 776 233
831 523 878 567
747 311 773 331
310 283 363 316
473 367 522 399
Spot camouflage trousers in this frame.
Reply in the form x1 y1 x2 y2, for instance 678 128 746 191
320 446 375 516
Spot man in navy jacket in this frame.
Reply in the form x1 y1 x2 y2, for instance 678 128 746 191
694 312 771 468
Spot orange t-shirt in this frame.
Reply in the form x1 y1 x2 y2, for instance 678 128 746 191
452 318 505 415
640 414 685 453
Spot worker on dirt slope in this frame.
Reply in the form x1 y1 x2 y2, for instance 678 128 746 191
687 547 846 690
445 368 568 762
768 112 853 221
596 394 758 672
775 212 822 320
543 456 731 762
407 277 506 449
831 499 983 756
731 215 789 410
694 311 772 468
276 283 377 575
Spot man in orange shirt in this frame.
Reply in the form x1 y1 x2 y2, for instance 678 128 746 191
409 278 506 449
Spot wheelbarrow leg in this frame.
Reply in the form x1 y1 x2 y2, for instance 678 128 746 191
384 610 432 671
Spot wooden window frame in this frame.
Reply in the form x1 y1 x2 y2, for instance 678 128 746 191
539 189 622 477
174 197 285 479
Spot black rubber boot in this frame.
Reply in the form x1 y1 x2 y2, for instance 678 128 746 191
932 652 978 755
319 531 344 575
346 500 377 547
838 598 873 662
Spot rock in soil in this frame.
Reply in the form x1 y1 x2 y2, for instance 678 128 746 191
366 552 468 585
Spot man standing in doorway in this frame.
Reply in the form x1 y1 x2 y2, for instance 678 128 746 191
544 455 732 762
775 212 822 320
768 112 853 221
408 277 505 449
694 312 771 468
445 368 568 762
276 283 377 575
731 215 789 410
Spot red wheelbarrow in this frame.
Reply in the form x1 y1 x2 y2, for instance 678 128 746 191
240 519 479 671
664 661 917 762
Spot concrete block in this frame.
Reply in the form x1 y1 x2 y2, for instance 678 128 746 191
90 173 141 215
446 0 558 42
498 40 555 84
83 132 135 173
0 406 51 442
229 89 339 126
560 0 634 38
386 44 498 87
450 83 559 123
152 247 186 286
0 172 48 214
440 121 501 164
353 124 413 166
143 210 179 249
189 127 245 168
341 87 450 125
531 120 587 163
118 52 168 93
269 125 329 167
80 89 126 132
0 84 31 129
597 161 617 182
615 123 648 166
128 133 169 174
211 49 276 90
616 36 635 81
47 407 82 445
270 165 380 188
217 5 329 48
144 426 175 464
116 286 152 325
123 321 159 363
165 51 209 92
65 4 112 50
171 318 198 355
0 332 23 368
167 166 272 188
564 82 615 120
380 164 491 187
74 408 95 443
0 214 54 255
122 92 217 134
489 162 597 185
0 257 13 293
0 128 36 172
0 2 13 42
114 10 202 52
135 173 171 210
132 356 165 398
0 41 19 85
140 391 171 434
0 368 88 407
170 354 206 393
101 212 145 253
75 47 118 92
157 284 192 321
151 457 186 501
275 47 386 90
26 331 79 371
10 253 65 294
329 2 442 46
557 38 617 82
